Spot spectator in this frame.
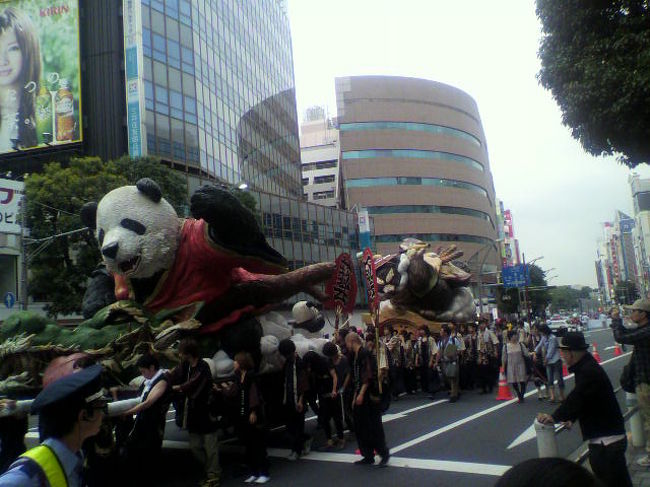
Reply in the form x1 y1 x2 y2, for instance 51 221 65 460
610 300 650 467
170 338 220 487
220 352 269 484
0 365 107 487
502 330 530 403
278 338 310 460
537 332 631 487
346 332 389 467
535 325 565 403
529 325 549 401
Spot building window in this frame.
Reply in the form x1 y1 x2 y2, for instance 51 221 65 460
345 177 489 200
367 205 494 227
302 177 309 185
339 121 481 147
314 174 335 184
375 234 494 246
342 149 483 172
313 190 335 200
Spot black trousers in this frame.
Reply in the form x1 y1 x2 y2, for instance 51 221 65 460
238 423 269 477
588 438 632 487
353 400 389 460
419 366 430 392
477 363 494 392
404 368 417 394
320 396 344 440
284 407 308 454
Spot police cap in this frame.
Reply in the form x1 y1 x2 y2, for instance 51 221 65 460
31 364 106 415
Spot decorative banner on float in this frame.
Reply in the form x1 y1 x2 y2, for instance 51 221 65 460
325 252 357 314
0 0 83 154
362 248 379 315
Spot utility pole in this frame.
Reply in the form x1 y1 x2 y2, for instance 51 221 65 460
20 192 28 310
523 253 531 321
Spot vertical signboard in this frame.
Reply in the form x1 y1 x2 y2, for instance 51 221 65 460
123 0 147 157
0 179 23 234
0 1 82 154
357 209 371 251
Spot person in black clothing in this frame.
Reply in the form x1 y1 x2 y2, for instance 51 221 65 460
537 332 631 487
346 332 390 467
321 342 349 449
0 399 28 474
278 338 310 460
118 354 171 486
170 338 220 487
219 352 270 484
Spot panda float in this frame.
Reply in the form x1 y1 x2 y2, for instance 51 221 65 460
80 178 333 379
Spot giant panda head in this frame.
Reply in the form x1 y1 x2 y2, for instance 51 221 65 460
81 178 181 279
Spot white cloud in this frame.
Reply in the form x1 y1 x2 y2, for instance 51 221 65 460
288 0 650 287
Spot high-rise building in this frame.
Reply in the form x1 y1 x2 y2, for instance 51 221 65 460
496 199 521 268
335 76 500 279
630 174 650 295
299 117 341 207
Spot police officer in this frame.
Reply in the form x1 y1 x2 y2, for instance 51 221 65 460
0 364 107 487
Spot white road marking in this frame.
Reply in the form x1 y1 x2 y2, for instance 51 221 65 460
266 448 510 476
507 423 562 449
382 399 448 423
390 352 631 454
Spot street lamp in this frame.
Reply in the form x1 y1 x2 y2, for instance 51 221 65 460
523 254 544 322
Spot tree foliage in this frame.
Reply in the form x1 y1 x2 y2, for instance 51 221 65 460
25 156 188 317
536 0 650 167
549 285 594 310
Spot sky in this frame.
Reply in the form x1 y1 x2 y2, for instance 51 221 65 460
286 0 650 289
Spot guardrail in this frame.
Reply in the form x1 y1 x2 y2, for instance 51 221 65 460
534 386 644 463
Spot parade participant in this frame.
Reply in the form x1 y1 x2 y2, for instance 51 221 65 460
119 354 171 485
219 352 269 484
321 342 348 449
437 325 462 402
461 324 478 391
169 338 220 487
0 364 107 487
610 300 650 467
303 350 332 433
537 332 631 487
414 326 437 395
477 318 498 394
278 339 310 461
402 331 417 394
346 332 389 467
503 331 530 403
0 397 28 474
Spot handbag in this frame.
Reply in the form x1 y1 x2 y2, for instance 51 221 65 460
621 360 636 393
444 361 458 378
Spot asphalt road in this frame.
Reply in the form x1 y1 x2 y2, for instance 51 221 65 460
25 326 630 486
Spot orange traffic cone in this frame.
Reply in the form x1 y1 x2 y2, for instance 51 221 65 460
614 343 623 356
592 343 602 363
562 363 569 377
496 367 514 401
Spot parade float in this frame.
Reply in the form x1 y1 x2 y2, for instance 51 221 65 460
0 179 477 410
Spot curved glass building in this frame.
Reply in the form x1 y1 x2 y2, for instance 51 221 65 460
336 76 499 274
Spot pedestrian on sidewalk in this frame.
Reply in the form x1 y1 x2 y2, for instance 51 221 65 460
502 331 529 403
610 300 650 467
536 332 632 487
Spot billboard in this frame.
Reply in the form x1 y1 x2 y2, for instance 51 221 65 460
0 178 23 234
0 0 82 155
123 0 146 157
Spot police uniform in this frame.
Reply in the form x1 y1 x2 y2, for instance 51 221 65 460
0 365 106 487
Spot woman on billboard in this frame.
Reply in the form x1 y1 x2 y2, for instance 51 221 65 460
0 6 41 152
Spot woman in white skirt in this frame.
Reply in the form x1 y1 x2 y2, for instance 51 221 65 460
502 330 530 403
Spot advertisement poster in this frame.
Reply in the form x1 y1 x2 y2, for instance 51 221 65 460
0 178 23 234
0 0 82 155
123 0 146 157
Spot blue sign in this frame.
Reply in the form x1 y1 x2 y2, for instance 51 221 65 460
4 291 16 309
501 265 530 288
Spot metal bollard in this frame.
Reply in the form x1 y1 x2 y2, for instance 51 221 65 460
534 418 559 457
106 398 140 416
626 392 646 448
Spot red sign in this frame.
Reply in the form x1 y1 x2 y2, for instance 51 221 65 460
325 253 357 314
362 248 379 315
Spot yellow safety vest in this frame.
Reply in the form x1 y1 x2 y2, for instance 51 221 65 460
20 444 68 487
